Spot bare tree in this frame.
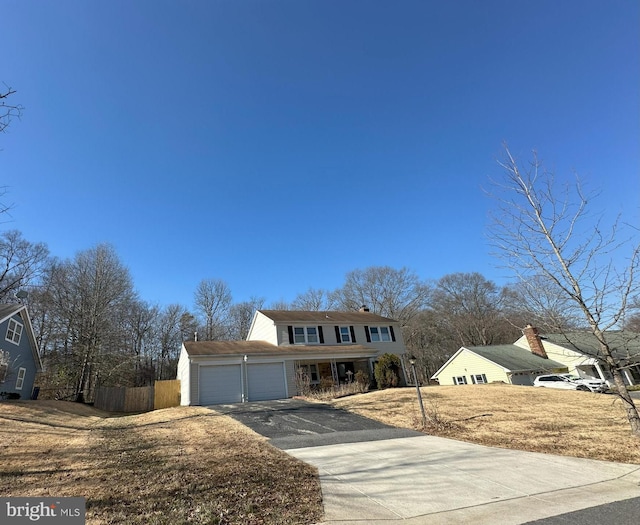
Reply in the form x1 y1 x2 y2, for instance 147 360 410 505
291 288 338 311
227 296 265 340
430 272 517 347
335 266 430 323
194 278 232 340
267 299 291 311
0 230 49 302
35 244 136 401
153 304 192 379
0 84 22 135
488 146 640 435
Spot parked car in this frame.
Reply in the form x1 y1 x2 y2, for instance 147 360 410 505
533 374 608 393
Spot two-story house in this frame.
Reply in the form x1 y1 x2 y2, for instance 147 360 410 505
177 308 407 405
0 304 43 399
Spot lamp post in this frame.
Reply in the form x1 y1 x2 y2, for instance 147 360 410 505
409 356 427 430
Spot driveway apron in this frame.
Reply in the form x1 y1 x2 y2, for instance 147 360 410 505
214 399 640 525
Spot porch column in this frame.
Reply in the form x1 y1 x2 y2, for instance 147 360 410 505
330 359 339 385
594 362 607 383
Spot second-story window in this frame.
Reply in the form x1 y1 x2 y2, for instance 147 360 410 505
339 326 351 343
369 326 391 342
294 327 319 344
6 318 23 345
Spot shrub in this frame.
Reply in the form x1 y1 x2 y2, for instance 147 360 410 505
354 370 370 393
374 353 401 389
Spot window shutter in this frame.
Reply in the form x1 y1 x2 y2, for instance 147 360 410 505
318 326 324 344
287 325 294 344
364 326 371 343
349 326 356 343
335 326 341 343
389 326 396 342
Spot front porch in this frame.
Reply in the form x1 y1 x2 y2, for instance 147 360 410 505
295 358 373 393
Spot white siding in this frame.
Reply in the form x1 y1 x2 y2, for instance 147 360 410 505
352 324 405 357
434 349 510 386
514 336 597 377
176 346 191 406
246 311 278 344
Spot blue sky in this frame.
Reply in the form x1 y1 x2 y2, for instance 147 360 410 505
2 0 638 309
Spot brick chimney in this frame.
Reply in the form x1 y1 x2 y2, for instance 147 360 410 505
524 325 547 359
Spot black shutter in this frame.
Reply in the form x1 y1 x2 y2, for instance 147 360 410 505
349 326 356 343
287 325 294 344
318 326 324 344
335 326 341 343
389 326 396 342
364 326 371 343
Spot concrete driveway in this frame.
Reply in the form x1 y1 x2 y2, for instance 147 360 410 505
215 399 640 525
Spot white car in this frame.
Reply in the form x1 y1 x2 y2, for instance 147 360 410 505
533 374 608 393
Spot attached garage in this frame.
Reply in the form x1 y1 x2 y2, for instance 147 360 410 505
176 337 380 406
247 362 287 401
199 364 242 405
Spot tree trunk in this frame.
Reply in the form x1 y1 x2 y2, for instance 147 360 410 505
610 364 640 436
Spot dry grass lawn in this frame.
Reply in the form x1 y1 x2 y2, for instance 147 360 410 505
330 384 640 464
0 401 322 525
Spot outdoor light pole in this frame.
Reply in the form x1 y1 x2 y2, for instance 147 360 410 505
409 356 427 429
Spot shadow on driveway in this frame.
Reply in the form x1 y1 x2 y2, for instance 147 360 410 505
212 398 421 449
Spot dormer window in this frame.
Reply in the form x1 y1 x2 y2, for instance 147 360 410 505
6 318 23 345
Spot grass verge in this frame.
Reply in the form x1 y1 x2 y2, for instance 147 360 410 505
0 401 322 525
329 384 640 464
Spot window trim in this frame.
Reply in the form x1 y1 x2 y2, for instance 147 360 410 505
339 326 351 343
15 367 26 390
293 326 319 344
453 376 468 385
369 326 392 342
299 363 320 384
471 374 488 384
6 318 23 345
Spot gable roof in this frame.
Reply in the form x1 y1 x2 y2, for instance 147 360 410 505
466 344 566 372
0 303 43 372
541 331 640 364
257 309 398 324
183 340 376 357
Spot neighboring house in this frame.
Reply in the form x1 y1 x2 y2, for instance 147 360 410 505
431 325 568 386
432 325 640 387
0 304 43 399
513 330 640 387
177 308 407 405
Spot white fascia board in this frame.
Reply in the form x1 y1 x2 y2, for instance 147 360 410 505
431 347 465 379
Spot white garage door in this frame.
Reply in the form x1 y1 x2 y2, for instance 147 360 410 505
247 363 287 401
199 364 242 405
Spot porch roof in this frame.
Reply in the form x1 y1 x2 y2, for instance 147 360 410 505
184 340 377 358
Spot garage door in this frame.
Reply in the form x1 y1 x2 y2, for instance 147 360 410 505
199 364 242 405
247 363 287 401
510 372 534 386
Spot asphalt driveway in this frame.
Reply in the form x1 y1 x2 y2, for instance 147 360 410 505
215 398 421 449
213 399 640 525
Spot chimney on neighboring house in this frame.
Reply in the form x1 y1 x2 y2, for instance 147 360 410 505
524 324 547 359
359 305 370 312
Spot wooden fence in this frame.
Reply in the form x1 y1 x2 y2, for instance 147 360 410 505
94 380 181 413
154 379 181 410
